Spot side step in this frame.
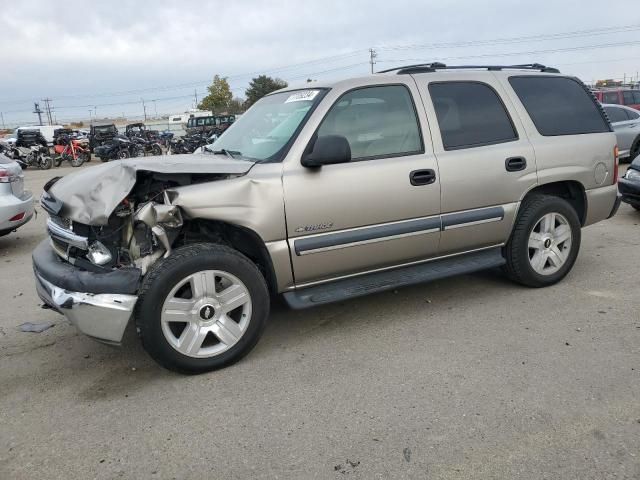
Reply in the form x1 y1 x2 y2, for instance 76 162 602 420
283 247 505 309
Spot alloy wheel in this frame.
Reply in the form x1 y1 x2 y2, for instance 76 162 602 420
160 270 252 358
527 212 572 275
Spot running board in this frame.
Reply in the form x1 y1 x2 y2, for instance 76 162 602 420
283 248 505 309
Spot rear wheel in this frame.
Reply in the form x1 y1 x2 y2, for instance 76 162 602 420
504 195 581 287
135 244 270 374
71 153 87 167
117 149 130 160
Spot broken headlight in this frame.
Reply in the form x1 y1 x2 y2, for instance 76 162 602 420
87 241 113 266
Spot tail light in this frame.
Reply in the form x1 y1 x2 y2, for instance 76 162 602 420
9 212 25 222
0 168 18 183
613 146 619 184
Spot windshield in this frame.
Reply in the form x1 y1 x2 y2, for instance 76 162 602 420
205 89 325 162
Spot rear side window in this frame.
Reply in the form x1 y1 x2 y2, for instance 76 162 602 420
509 76 610 136
626 109 640 120
603 106 628 123
622 91 635 105
428 81 518 150
603 91 620 104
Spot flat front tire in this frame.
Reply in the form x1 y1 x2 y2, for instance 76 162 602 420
135 243 270 374
504 195 581 287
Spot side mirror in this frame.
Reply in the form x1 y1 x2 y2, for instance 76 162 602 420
302 135 351 168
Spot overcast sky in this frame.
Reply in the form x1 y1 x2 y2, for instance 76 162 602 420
1 0 640 126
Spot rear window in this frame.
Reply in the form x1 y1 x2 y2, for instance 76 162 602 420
603 106 628 123
603 91 620 104
428 81 518 150
509 76 610 136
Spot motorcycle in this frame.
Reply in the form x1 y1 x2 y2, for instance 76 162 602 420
11 130 53 170
168 132 215 155
53 135 90 167
130 136 163 156
158 130 174 148
94 136 139 162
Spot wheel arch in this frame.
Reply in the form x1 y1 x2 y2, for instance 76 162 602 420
519 180 587 226
176 218 279 295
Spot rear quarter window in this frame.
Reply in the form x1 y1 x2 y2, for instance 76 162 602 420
509 76 610 136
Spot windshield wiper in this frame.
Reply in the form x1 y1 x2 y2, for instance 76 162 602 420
211 148 242 159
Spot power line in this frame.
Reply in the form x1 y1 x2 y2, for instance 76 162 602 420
376 39 640 65
376 23 640 52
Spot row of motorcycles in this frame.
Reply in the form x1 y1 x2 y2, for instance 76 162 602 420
0 124 220 170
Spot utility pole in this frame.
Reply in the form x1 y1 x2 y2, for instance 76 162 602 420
33 102 44 125
94 106 98 120
42 98 53 125
88 109 92 122
0 112 5 129
369 48 377 74
153 100 158 118
194 89 198 109
141 98 147 121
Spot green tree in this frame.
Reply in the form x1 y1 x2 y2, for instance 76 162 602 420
228 97 245 114
198 75 233 113
244 75 288 108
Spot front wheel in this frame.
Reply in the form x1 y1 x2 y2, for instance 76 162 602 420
504 195 581 287
151 144 162 156
39 156 53 170
135 244 270 374
117 149 130 160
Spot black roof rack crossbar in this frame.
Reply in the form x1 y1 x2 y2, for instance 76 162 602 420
378 63 560 74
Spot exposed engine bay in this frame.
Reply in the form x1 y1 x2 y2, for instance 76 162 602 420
40 155 255 275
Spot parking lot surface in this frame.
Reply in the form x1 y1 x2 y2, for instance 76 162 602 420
1 164 639 479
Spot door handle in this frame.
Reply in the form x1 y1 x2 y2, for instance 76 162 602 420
410 169 436 186
505 156 527 172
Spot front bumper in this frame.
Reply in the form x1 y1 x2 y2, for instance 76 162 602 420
0 189 34 233
32 240 141 344
618 176 640 208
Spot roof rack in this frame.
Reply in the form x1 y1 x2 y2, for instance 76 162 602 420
378 63 560 74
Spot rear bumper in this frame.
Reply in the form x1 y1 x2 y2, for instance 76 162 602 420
583 184 619 226
0 190 34 233
32 240 140 344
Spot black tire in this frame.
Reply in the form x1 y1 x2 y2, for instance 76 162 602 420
629 137 640 163
135 243 270 374
39 156 53 170
632 204 640 212
54 157 63 168
151 144 162 156
71 153 86 167
504 194 581 288
117 149 130 160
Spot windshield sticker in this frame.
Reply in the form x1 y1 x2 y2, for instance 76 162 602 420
284 90 320 103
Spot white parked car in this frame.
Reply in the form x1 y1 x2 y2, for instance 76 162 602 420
0 154 34 236
602 104 640 161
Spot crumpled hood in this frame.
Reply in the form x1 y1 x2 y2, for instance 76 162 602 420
49 152 254 225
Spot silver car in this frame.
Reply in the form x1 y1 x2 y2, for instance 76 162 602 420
0 154 34 236
602 103 640 161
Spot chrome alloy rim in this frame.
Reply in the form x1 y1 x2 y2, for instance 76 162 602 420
527 212 572 275
160 270 252 358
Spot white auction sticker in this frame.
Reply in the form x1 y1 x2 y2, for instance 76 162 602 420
284 90 320 103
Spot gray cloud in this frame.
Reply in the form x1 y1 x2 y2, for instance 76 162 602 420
1 0 639 124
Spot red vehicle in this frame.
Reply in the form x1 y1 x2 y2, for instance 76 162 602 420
53 135 90 167
593 89 640 110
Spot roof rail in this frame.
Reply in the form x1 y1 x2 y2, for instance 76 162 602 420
378 63 560 74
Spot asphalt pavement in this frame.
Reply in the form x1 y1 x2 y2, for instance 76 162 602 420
0 163 638 479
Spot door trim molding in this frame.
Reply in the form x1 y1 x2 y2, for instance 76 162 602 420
292 205 505 256
294 216 441 256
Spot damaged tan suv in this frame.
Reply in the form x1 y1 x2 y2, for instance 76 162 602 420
33 63 621 373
